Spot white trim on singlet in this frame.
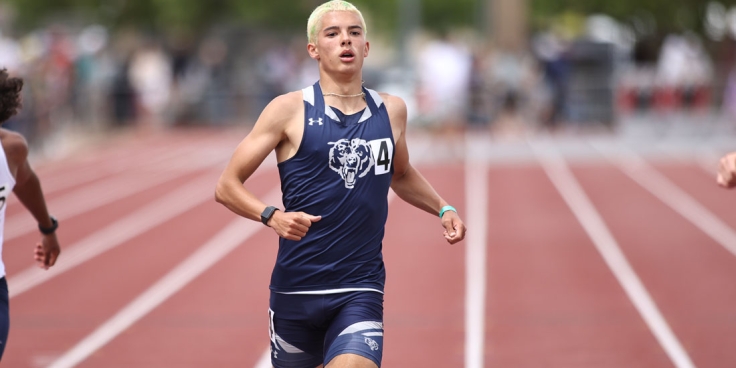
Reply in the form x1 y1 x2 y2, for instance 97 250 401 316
357 105 372 123
303 85 383 124
0 141 16 279
302 85 315 106
355 88 382 123
276 288 384 295
323 105 342 122
368 89 383 108
0 146 16 191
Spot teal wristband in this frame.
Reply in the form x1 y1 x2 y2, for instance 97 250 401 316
439 205 457 218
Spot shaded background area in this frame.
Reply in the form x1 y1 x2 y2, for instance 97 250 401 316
0 0 734 155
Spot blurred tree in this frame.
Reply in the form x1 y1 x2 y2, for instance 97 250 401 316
4 0 477 36
7 0 728 41
531 0 736 35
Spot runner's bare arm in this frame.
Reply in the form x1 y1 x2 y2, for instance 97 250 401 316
215 92 321 240
215 93 298 221
384 94 466 244
1 129 60 268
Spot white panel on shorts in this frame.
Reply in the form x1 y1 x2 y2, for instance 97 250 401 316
338 321 384 336
274 332 305 354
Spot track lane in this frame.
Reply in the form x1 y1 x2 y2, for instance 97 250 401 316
382 165 466 367
572 161 736 368
485 163 673 368
4 129 250 366
2 169 211 277
6 129 736 367
3 170 269 367
3 199 232 367
77 208 279 367
69 170 281 367
652 162 736 231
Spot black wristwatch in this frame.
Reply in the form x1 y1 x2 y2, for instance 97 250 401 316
260 206 279 226
39 216 58 235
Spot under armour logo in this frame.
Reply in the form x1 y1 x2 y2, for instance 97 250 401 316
309 118 323 126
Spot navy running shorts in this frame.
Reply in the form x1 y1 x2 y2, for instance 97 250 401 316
0 277 9 360
268 290 384 368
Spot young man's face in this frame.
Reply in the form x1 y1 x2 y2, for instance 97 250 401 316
308 11 370 75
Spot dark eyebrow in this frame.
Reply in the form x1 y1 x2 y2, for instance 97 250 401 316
323 25 363 33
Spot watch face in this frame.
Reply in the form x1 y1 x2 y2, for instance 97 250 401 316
261 206 276 225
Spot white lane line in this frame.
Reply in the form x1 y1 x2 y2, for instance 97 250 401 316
36 133 234 194
37 144 184 194
595 143 736 259
8 172 218 299
530 141 695 368
46 188 282 368
5 151 229 243
465 137 488 368
695 149 722 180
6 171 182 242
253 348 272 368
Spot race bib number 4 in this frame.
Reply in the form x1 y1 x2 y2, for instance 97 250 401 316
368 138 393 175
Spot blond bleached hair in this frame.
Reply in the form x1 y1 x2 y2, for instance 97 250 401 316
307 0 367 44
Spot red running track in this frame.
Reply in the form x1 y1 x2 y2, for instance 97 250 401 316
2 128 735 368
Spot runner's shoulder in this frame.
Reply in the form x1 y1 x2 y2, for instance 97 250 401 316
261 91 304 125
0 129 28 164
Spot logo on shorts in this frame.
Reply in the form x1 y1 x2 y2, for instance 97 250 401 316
364 337 379 351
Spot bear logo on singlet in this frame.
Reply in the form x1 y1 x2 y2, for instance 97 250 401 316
328 138 374 189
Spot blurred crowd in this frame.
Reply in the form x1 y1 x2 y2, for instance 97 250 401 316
0 9 734 151
0 24 324 151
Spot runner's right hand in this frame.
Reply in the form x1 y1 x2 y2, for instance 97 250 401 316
269 211 322 241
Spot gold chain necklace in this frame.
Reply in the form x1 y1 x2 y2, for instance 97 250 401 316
322 91 365 98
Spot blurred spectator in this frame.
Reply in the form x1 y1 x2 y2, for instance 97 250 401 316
417 32 472 130
466 51 492 130
110 56 136 126
170 35 232 125
532 30 570 130
656 32 712 112
128 40 172 128
0 31 21 72
73 25 112 129
486 47 538 138
256 43 298 111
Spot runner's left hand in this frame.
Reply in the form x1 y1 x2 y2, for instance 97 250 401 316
441 211 466 245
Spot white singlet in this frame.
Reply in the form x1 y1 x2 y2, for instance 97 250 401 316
0 141 16 278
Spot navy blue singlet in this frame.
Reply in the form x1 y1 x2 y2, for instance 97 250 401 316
271 82 395 293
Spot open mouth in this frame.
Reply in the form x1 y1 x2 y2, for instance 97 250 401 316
340 50 355 61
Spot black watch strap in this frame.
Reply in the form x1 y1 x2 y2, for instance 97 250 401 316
39 216 58 235
260 206 279 226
